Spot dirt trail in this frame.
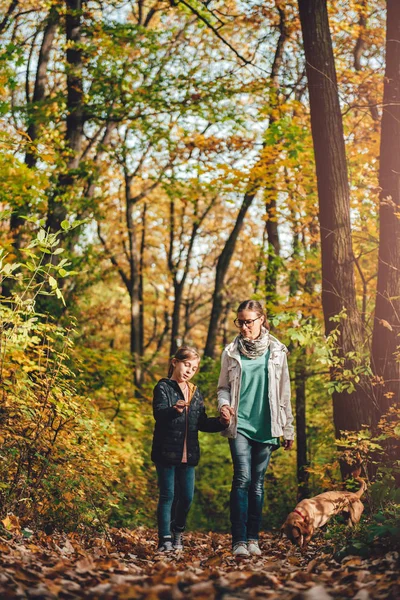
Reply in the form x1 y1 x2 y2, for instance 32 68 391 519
0 528 398 599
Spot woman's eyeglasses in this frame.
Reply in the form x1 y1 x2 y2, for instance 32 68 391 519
234 316 262 329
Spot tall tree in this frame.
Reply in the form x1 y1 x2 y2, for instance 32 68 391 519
203 2 288 359
203 190 257 359
371 0 400 415
46 0 84 234
264 3 287 309
25 6 59 170
297 0 375 439
6 5 59 270
0 0 19 35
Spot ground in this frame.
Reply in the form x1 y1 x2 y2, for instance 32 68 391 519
0 527 398 599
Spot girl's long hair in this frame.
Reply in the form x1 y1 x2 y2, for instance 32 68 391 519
168 346 201 378
237 299 270 330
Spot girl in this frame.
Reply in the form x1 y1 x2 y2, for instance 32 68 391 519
217 300 294 557
151 346 229 552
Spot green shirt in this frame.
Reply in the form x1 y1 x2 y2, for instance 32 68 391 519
237 349 279 445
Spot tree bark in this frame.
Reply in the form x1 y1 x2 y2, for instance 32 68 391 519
353 0 367 72
203 190 256 359
297 0 375 436
25 8 59 169
139 202 147 357
46 0 84 234
371 0 400 415
264 2 286 308
0 0 19 36
7 8 59 265
295 349 309 500
265 194 281 307
125 174 143 389
289 211 310 499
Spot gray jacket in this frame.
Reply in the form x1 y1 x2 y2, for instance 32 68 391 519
217 334 295 440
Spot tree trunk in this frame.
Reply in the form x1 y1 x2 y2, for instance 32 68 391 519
203 191 256 359
25 7 59 169
265 194 281 307
371 0 400 416
353 0 367 72
139 202 147 357
126 176 143 389
254 226 267 294
289 211 310 500
0 0 19 36
5 7 59 285
46 0 84 234
295 349 309 500
297 0 375 437
263 2 286 308
170 281 184 357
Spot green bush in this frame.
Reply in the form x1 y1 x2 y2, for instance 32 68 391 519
0 226 148 531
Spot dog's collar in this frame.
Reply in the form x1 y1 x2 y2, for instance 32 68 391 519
293 509 306 521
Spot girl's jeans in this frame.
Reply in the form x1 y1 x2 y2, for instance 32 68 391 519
156 463 195 542
229 432 274 545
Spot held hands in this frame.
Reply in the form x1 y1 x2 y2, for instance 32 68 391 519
283 439 294 451
219 405 235 426
174 400 189 414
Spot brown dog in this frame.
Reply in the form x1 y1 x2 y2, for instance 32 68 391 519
281 477 367 548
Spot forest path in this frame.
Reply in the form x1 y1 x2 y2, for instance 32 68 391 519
0 527 397 599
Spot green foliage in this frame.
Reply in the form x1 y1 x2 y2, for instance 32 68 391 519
323 474 400 559
0 228 149 531
319 409 400 558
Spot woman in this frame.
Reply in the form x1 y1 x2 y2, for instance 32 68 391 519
218 300 294 557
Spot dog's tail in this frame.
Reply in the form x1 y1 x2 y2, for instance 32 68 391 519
353 476 367 498
351 466 367 498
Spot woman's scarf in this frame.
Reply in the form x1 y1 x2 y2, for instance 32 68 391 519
237 327 270 359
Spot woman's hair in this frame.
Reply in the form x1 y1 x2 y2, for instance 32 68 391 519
236 300 270 329
168 345 201 378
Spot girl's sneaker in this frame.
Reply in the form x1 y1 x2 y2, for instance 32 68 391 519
157 538 173 553
232 542 250 557
172 529 184 551
247 540 262 556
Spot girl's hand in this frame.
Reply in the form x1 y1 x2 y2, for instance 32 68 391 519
174 400 188 413
220 405 234 424
283 439 294 451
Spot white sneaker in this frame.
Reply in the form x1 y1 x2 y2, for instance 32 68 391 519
247 540 261 556
172 529 184 551
232 542 250 557
157 540 173 553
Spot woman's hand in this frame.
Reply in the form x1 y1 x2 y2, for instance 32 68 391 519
283 439 294 451
220 405 234 425
174 400 188 413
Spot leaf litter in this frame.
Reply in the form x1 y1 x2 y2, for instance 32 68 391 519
0 524 398 599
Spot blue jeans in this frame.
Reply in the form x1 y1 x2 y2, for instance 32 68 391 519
156 463 195 542
229 432 274 545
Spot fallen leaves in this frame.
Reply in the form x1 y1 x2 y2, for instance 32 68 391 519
2 514 22 534
0 526 397 599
